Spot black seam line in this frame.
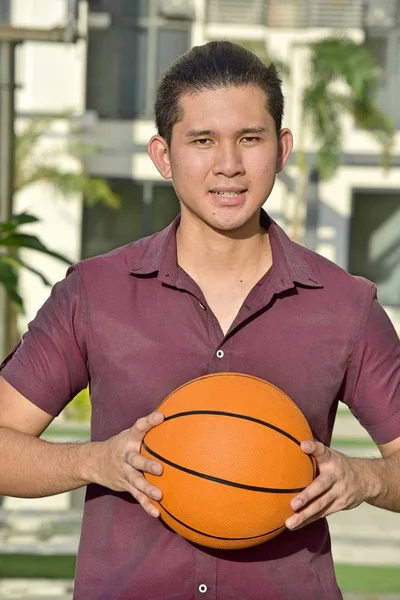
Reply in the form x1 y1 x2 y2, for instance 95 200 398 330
163 410 316 473
142 442 306 494
159 501 286 541
164 410 302 445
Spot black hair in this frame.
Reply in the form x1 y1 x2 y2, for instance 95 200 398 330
155 40 284 145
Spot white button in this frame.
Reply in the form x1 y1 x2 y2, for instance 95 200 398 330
199 584 208 593
216 350 224 359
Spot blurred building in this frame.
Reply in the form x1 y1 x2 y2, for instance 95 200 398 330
2 0 400 329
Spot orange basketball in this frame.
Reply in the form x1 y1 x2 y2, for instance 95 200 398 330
142 373 316 550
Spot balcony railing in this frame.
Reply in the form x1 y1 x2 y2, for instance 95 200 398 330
206 0 365 28
206 0 267 25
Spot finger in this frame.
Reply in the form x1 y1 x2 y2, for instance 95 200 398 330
290 473 335 511
286 496 336 531
128 470 163 501
127 485 161 518
133 411 164 438
127 452 163 476
301 440 332 463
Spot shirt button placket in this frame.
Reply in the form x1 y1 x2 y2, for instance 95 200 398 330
195 550 216 599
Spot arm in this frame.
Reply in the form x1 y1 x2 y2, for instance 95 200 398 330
286 282 400 530
0 376 164 516
285 437 400 530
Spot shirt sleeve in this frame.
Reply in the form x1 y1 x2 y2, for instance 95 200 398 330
0 264 89 417
342 282 400 445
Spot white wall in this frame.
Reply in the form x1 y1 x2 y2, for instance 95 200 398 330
10 0 86 330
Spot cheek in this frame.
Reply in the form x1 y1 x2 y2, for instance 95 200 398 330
246 152 278 182
172 152 211 182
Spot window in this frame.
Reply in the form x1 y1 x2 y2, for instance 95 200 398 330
0 0 10 22
81 179 180 259
365 32 400 129
349 191 400 307
88 0 149 18
86 0 191 119
86 27 148 119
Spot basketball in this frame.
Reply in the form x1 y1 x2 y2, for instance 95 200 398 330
141 373 316 550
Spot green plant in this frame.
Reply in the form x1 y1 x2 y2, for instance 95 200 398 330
301 36 393 180
15 116 120 209
292 36 394 242
0 212 72 312
237 36 394 243
64 387 91 422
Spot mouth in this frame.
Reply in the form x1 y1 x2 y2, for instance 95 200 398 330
209 188 247 206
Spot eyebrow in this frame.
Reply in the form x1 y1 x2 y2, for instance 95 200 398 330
185 127 268 138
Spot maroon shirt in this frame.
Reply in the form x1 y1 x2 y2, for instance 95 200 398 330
1 211 400 600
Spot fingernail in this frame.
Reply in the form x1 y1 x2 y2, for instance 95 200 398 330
151 464 162 475
153 412 163 423
151 489 162 500
150 507 159 518
286 517 296 530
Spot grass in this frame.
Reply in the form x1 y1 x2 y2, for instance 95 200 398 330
335 564 400 594
332 437 376 449
42 427 89 440
1 555 399 595
0 554 76 579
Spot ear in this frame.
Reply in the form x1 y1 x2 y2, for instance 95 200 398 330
147 135 172 179
276 128 293 173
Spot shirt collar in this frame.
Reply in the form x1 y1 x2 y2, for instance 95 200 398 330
261 211 323 291
129 210 323 291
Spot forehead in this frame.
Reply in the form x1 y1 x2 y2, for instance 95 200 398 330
175 86 272 132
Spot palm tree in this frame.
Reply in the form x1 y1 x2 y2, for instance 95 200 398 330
292 36 394 242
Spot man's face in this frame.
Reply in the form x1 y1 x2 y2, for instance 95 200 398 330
149 85 293 233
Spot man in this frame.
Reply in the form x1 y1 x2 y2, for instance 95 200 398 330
0 41 399 600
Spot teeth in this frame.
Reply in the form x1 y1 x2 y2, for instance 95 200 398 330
214 191 242 196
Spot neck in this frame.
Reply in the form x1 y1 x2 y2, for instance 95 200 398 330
176 211 272 281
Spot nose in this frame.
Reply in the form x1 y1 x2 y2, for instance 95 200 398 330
212 142 245 178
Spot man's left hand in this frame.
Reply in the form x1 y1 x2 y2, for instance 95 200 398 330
285 440 372 531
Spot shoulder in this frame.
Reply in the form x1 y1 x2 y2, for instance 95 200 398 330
296 242 376 304
68 228 169 290
78 230 163 274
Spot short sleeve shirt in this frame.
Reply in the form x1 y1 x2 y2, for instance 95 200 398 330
1 211 400 600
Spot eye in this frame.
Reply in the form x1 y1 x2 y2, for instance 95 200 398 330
241 137 260 143
193 138 213 146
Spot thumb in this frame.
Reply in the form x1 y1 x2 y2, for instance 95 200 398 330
301 440 331 463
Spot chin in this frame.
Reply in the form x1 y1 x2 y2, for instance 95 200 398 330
206 214 254 233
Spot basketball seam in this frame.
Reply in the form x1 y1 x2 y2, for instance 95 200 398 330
157 372 304 418
154 410 315 477
164 410 302 445
159 501 286 541
142 441 307 494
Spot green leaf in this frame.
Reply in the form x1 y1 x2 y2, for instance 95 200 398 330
0 261 24 311
0 213 40 234
3 255 52 287
19 167 121 210
1 233 73 265
302 35 394 180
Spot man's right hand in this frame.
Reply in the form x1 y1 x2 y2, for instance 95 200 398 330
91 411 164 517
